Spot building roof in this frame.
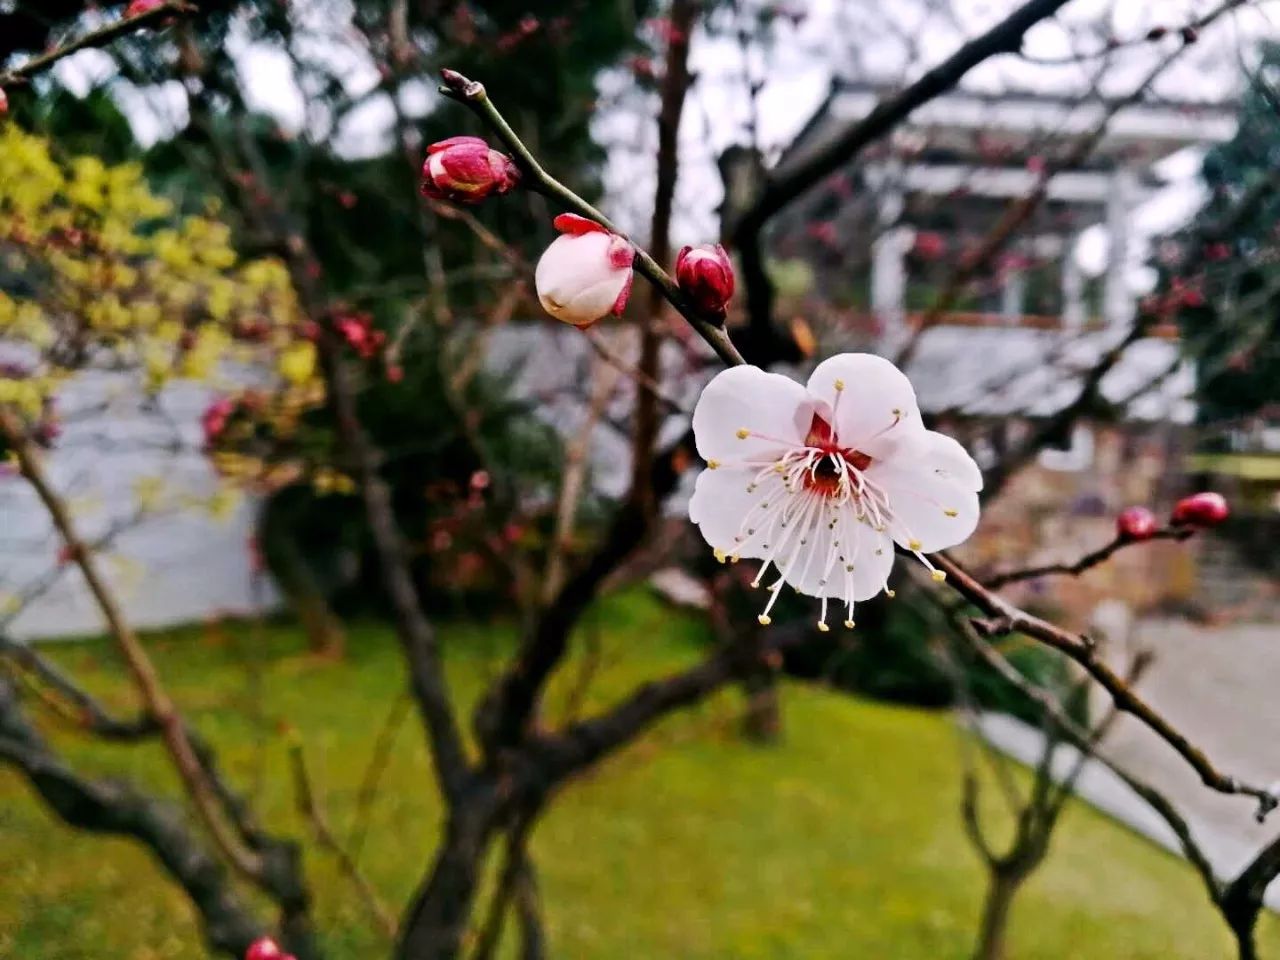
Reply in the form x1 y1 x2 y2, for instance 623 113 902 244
902 324 1194 422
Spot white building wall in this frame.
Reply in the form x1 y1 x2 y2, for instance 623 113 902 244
1 373 277 641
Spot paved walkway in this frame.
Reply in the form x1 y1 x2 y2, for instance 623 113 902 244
978 617 1280 909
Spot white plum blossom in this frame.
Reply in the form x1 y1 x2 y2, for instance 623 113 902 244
688 353 982 631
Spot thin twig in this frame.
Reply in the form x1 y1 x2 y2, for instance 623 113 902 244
984 527 1193 588
437 70 746 368
289 741 397 938
932 550 1279 820
0 409 266 879
0 1 198 88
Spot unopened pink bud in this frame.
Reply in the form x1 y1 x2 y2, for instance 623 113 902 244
1116 506 1157 541
535 214 634 327
675 244 735 318
1171 492 1229 528
421 136 519 205
125 0 166 18
244 937 285 960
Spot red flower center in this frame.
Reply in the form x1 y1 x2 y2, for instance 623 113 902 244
803 413 872 495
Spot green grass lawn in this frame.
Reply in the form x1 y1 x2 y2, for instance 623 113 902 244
1 591 1272 959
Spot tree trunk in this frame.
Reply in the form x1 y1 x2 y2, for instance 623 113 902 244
396 814 495 960
740 672 781 744
276 542 346 657
973 871 1024 960
1231 917 1259 960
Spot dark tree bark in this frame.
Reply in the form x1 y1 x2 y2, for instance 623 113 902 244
397 796 501 960
0 678 268 958
972 870 1025 960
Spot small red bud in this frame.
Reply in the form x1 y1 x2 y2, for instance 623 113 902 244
125 0 164 15
421 136 519 205
0 88 8 115
1146 26 1168 41
1171 492 1229 528
386 363 404 383
1116 506 1158 541
1180 25 1199 44
245 938 287 960
676 244 735 318
912 231 946 261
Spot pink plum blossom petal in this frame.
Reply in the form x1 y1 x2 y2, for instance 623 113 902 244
535 232 633 327
688 466 774 557
805 352 923 457
553 213 609 235
691 365 813 463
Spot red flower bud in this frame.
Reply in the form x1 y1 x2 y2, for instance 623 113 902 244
1180 25 1199 44
125 0 165 15
675 244 735 317
245 937 289 960
0 88 8 115
1171 492 1229 528
421 136 519 205
1116 506 1158 541
912 230 946 261
1146 26 1168 41
201 397 236 447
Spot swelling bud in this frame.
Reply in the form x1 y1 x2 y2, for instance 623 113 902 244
675 243 735 318
421 136 519 205
535 214 634 327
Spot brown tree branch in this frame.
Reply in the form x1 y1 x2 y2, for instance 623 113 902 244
932 550 1278 819
0 408 266 879
0 677 266 957
0 0 198 89
983 527 1192 589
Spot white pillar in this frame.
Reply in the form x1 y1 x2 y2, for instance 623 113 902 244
871 227 908 333
1062 233 1085 331
1000 268 1026 322
870 164 908 352
1104 167 1139 329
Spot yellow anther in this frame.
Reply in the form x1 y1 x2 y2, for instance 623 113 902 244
843 619 856 630
730 555 740 563
774 463 786 473
886 589 896 598
908 539 922 551
757 615 772 626
817 621 830 633
931 570 947 583
943 508 958 517
736 428 750 439
714 548 727 564
708 459 720 470
834 378 845 391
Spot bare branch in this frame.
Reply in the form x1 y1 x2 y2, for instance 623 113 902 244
0 1 198 88
984 527 1193 589
289 741 397 939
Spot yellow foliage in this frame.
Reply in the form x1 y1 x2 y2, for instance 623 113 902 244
0 123 320 420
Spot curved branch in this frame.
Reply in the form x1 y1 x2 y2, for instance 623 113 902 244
984 527 1193 589
0 1 197 88
933 551 1279 819
0 679 265 957
436 70 745 369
